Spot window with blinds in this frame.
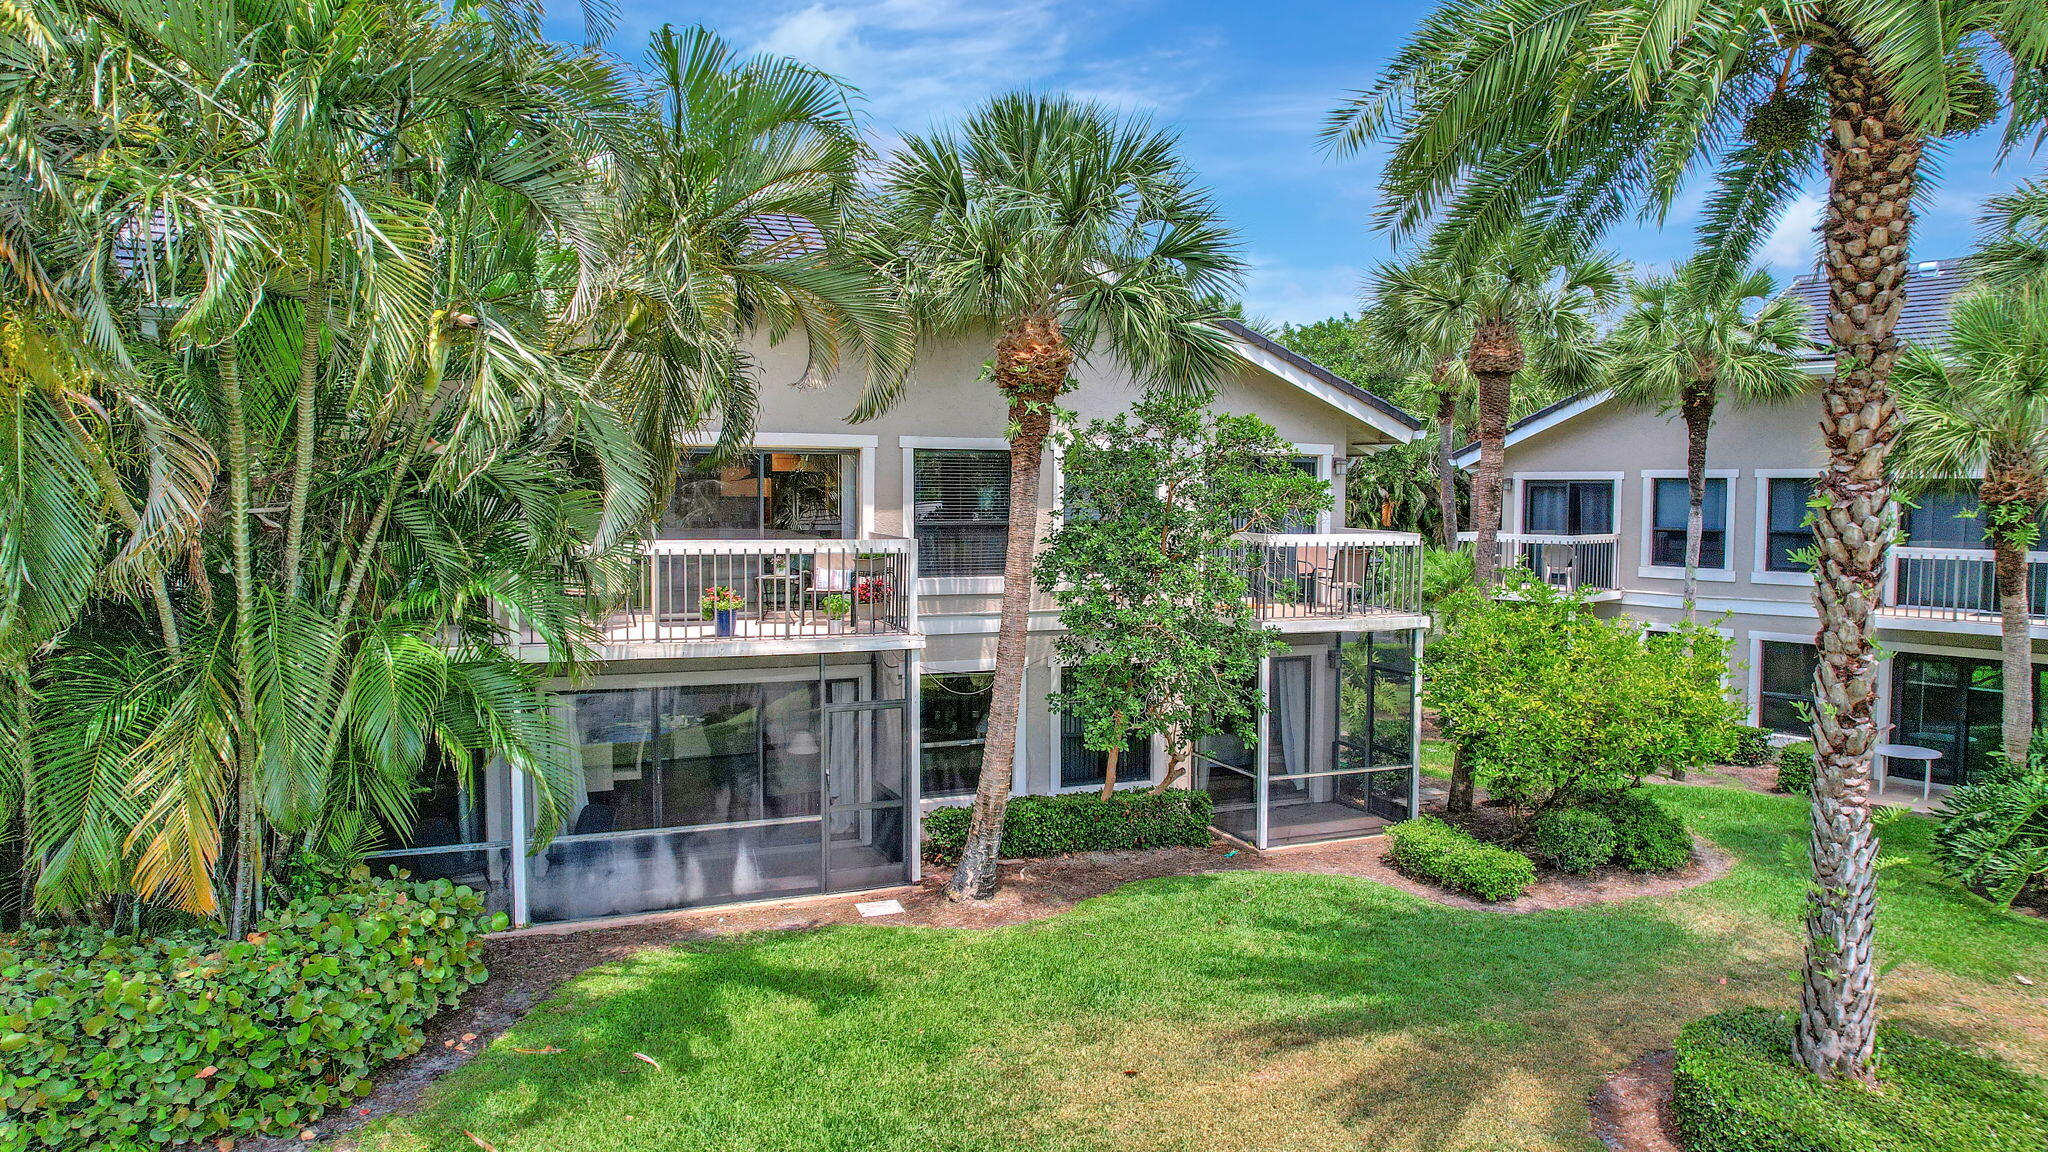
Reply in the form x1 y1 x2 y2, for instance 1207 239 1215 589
913 449 1010 577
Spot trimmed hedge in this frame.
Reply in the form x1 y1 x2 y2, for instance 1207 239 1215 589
1592 791 1693 872
1728 724 1777 767
1531 807 1618 874
0 872 501 1151
921 789 1214 865
1673 1008 2048 1152
1776 741 1816 794
1386 815 1537 901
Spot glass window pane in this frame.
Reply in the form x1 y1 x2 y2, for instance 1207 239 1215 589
1524 482 1568 533
915 450 1011 577
1057 669 1154 788
662 452 764 538
1757 640 1817 735
1904 481 1986 549
763 452 851 537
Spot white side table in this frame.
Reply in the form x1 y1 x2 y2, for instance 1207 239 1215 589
1876 743 1943 801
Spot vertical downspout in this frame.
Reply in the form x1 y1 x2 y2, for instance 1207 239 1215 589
1255 653 1272 850
906 649 923 884
509 764 529 928
1408 626 1424 820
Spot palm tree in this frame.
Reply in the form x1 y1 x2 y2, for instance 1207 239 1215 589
1607 260 1811 609
1364 256 1477 546
873 93 1243 901
1324 0 2048 1083
1895 287 2048 769
2 0 658 930
571 26 912 485
1439 225 1623 588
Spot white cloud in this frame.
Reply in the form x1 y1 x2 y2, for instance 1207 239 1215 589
1759 192 1823 270
1240 256 1368 327
749 0 1074 128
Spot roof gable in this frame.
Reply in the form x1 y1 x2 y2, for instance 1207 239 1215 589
1216 319 1423 442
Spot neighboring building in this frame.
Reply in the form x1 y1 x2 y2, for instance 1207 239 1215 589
1455 259 2028 793
371 319 1430 925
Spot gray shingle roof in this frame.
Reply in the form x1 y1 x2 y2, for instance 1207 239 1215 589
1217 319 1423 431
1784 257 1973 354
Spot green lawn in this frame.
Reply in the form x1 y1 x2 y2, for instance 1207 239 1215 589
361 786 2048 1152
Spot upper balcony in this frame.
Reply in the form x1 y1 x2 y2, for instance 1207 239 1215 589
1459 532 1622 600
1228 531 1428 627
1880 547 2048 630
510 536 919 660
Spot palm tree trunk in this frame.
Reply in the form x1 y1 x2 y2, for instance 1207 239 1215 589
947 314 1070 901
1466 317 1522 588
280 245 328 596
219 339 262 936
1432 358 1460 548
1680 381 1716 616
1795 36 1921 1085
1983 462 2045 770
1992 526 2034 770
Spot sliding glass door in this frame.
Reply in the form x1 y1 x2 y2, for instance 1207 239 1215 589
526 657 911 922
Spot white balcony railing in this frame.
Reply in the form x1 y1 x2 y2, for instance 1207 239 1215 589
1459 532 1620 594
1230 531 1426 620
1883 547 2048 623
526 537 917 651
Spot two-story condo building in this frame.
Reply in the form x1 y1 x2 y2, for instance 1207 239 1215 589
1457 259 2031 796
369 321 1430 925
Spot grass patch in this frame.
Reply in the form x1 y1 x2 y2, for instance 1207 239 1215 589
364 785 2048 1152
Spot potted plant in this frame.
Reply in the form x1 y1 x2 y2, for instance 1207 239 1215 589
700 586 745 637
853 576 893 605
820 593 852 622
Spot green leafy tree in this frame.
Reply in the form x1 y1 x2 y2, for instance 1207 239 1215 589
1037 389 1327 800
1326 0 2048 1081
1607 259 1812 609
1895 287 2048 768
871 93 1243 901
1425 575 1740 815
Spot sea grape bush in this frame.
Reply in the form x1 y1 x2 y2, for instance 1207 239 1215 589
0 872 500 1151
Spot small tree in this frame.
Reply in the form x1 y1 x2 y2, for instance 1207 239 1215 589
1425 574 1739 816
1038 389 1328 799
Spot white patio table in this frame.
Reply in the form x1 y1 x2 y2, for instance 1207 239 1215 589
1876 743 1943 802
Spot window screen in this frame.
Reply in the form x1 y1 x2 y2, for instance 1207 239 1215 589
1650 478 1727 568
920 674 992 797
914 450 1011 577
1766 477 1816 572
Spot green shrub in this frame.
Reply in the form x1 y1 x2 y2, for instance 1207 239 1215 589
1531 807 1619 874
0 872 501 1152
1727 724 1776 767
1933 738 2048 907
921 790 1214 865
1776 741 1816 794
1672 1008 2048 1152
1592 790 1693 872
1386 815 1537 901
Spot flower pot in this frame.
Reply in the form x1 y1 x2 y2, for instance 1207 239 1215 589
714 608 736 637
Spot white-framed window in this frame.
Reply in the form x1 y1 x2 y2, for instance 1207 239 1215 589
1049 666 1158 792
1515 475 1618 535
1750 469 1820 585
911 448 1011 578
1639 470 1736 580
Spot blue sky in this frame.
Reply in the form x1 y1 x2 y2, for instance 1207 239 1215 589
550 0 2045 325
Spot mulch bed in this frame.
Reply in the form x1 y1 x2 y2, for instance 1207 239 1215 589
254 820 1731 1150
